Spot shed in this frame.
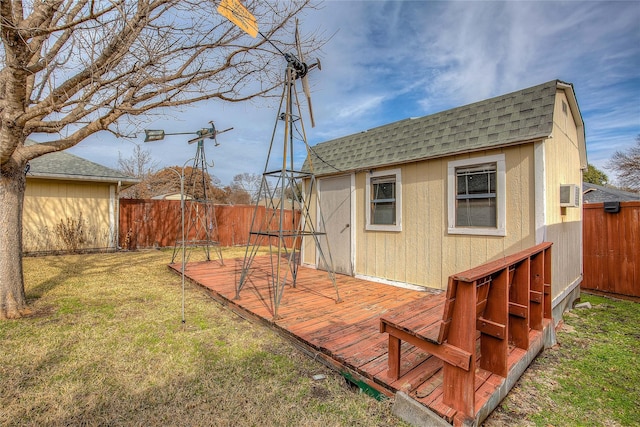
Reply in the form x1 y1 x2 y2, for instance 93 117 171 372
302 79 586 322
23 146 139 253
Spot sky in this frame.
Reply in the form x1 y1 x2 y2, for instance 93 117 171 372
66 0 640 187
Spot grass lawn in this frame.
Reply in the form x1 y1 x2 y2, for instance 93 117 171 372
1 249 638 426
1 249 402 427
485 293 640 426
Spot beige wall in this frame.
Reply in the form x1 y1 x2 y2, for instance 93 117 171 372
23 179 115 252
302 179 318 264
305 90 584 306
542 90 584 301
354 145 536 290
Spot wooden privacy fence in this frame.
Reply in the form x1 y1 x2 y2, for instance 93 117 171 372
583 201 639 298
119 199 300 250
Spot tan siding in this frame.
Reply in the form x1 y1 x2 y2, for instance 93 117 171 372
355 173 369 274
402 163 428 283
302 180 318 265
23 179 113 252
469 238 488 271
506 149 524 244
382 232 400 280
543 91 584 299
426 160 445 288
353 145 536 290
503 144 537 253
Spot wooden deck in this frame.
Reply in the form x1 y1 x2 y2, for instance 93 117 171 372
170 255 549 426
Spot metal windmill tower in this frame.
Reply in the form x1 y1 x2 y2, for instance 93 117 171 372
144 123 232 266
234 20 341 319
177 127 222 265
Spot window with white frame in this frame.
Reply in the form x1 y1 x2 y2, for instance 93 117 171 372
448 154 506 236
366 169 401 231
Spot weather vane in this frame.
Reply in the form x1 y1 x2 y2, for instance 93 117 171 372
144 121 233 146
217 0 320 127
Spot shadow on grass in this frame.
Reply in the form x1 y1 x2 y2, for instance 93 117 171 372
28 250 163 291
5 251 401 426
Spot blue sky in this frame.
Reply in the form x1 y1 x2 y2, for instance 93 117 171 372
69 0 640 186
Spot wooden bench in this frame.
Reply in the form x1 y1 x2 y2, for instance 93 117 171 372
380 242 552 422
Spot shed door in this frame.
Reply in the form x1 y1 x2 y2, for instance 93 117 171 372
317 175 352 276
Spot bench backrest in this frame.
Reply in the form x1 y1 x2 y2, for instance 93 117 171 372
438 242 553 345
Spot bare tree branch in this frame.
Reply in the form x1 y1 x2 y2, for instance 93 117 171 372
607 135 640 191
1 0 323 318
2 0 320 164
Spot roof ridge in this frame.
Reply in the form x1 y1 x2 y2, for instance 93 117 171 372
315 80 560 149
25 140 138 184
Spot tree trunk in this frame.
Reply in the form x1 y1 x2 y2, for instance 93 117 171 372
0 158 28 318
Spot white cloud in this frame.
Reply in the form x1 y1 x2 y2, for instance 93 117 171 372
63 0 639 187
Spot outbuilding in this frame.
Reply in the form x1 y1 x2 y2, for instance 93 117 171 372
23 146 138 253
302 79 586 321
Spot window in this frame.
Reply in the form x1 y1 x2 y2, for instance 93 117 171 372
371 176 396 224
456 163 497 227
366 169 401 231
448 155 506 236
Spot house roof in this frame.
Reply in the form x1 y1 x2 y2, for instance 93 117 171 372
304 79 585 176
151 193 193 200
583 182 640 203
27 144 139 186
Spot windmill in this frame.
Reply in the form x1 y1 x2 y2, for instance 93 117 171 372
220 12 341 319
144 122 232 266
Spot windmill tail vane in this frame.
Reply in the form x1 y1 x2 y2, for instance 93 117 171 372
188 123 234 145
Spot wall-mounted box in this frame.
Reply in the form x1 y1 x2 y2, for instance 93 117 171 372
560 184 580 207
604 201 620 213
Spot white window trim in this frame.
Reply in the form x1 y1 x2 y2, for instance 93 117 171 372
447 154 506 236
366 168 402 232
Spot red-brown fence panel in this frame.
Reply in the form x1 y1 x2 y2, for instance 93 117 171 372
582 201 639 298
119 200 300 250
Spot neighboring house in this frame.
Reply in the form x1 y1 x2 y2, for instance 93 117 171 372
582 182 640 203
302 79 586 322
151 193 193 200
257 198 295 210
23 146 139 253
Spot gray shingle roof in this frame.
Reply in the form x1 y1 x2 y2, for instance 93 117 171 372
305 80 572 176
27 147 139 185
583 182 640 203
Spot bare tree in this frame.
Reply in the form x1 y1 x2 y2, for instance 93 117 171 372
607 135 640 191
0 0 321 318
230 172 262 203
226 185 251 205
118 144 159 198
149 166 217 200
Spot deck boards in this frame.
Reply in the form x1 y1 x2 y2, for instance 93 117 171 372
171 255 545 425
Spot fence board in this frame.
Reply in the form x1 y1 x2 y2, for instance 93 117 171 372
119 200 299 250
582 201 639 298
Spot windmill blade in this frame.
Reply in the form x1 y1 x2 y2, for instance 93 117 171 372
302 78 315 128
295 19 304 70
295 19 316 128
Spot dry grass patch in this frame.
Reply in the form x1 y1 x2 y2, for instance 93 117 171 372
1 249 405 427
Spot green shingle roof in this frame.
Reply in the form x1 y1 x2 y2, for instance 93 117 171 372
305 80 574 176
27 146 139 185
